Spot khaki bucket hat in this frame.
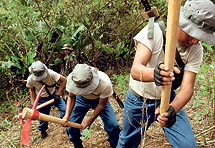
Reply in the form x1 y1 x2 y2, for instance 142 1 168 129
62 44 73 51
179 0 215 45
29 61 48 81
66 64 99 96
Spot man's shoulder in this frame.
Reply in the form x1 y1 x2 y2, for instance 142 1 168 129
26 75 36 87
98 71 110 79
27 74 34 82
48 68 59 74
98 71 112 86
47 69 61 77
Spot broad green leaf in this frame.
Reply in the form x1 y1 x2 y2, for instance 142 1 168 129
23 29 35 40
56 17 68 27
210 62 215 69
71 24 86 40
1 61 15 69
11 56 22 69
80 136 85 141
27 51 35 66
82 128 90 137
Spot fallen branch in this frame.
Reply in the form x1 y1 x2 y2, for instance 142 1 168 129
196 139 215 146
195 125 215 137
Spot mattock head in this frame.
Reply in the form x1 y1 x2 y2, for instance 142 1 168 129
20 85 45 146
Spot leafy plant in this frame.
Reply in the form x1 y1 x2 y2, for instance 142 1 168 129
0 120 12 129
112 73 130 98
202 134 210 146
194 43 215 125
80 124 93 141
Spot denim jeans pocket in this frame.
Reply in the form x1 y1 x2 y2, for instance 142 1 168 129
125 91 143 107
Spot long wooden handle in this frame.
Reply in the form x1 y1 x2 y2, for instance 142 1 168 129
160 0 181 114
36 99 54 110
22 107 84 129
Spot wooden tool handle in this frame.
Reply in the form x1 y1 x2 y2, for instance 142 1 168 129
22 108 84 129
36 99 54 110
160 0 181 114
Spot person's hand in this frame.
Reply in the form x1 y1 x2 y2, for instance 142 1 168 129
154 61 175 86
81 119 92 130
54 95 61 103
61 116 70 127
155 105 176 128
173 65 181 74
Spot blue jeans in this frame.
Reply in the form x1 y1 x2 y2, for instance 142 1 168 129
117 89 197 148
37 90 66 132
66 95 120 145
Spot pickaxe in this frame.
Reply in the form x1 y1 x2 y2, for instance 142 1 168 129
16 85 84 146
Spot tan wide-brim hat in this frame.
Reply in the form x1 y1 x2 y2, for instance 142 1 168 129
66 64 99 96
179 0 215 45
61 44 73 51
29 61 48 81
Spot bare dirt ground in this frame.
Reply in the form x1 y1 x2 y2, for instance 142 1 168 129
0 74 215 148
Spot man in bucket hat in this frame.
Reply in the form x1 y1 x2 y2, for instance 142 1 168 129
117 0 215 148
61 44 77 76
62 64 120 148
26 61 67 141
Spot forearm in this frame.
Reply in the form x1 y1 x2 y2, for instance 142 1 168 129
170 71 196 112
170 86 194 112
56 83 66 96
56 76 67 96
30 88 36 105
64 95 75 118
88 104 105 124
131 64 154 82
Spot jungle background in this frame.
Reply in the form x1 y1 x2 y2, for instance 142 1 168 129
0 0 215 147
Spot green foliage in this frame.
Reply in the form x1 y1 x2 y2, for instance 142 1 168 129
0 102 10 113
202 134 210 146
0 0 170 85
194 43 215 124
0 120 12 129
80 124 93 141
80 124 97 145
0 0 91 102
112 73 130 97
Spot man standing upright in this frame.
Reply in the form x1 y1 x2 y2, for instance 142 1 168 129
61 44 78 76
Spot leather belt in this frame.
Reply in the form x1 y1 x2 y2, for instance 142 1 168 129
129 86 141 97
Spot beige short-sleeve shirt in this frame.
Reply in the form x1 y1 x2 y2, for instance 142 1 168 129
130 23 203 99
26 69 61 97
82 71 114 99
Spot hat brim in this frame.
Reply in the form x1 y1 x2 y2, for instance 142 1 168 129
66 67 99 96
33 73 47 81
32 69 48 81
179 9 215 45
62 47 72 50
